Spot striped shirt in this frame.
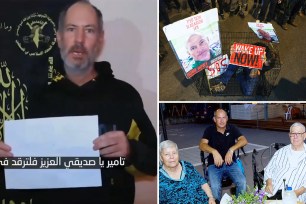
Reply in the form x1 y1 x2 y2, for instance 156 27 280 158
264 143 306 202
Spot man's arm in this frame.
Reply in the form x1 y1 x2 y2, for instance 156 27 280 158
230 135 248 152
199 138 223 167
225 135 248 165
265 178 273 194
294 186 306 197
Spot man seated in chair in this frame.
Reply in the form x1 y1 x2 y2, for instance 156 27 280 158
264 122 306 202
199 109 248 202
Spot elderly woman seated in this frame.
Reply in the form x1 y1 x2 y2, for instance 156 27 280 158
264 122 306 203
159 140 216 204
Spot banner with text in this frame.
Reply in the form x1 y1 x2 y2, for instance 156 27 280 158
0 0 77 141
0 0 76 203
229 43 266 69
163 8 222 79
205 54 229 79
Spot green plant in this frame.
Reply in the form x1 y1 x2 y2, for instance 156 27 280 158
230 186 267 204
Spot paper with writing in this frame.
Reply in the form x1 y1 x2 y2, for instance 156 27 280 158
4 115 102 189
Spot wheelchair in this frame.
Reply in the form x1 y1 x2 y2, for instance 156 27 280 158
251 143 286 189
200 149 244 190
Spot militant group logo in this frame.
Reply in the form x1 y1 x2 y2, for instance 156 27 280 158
15 13 56 56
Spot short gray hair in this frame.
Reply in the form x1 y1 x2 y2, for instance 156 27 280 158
290 122 306 133
159 140 178 155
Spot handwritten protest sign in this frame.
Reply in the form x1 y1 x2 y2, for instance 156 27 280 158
229 43 266 69
163 8 222 79
205 55 229 79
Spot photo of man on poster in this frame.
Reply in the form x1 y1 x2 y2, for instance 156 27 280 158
163 8 222 79
183 32 220 71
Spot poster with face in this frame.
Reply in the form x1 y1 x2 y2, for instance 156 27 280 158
248 22 279 43
163 8 222 79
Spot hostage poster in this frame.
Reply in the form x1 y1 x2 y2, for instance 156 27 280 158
163 8 222 79
248 22 279 43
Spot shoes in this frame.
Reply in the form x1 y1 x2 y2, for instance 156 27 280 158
211 82 226 93
249 69 260 78
256 19 260 23
230 6 240 16
281 23 288 30
249 4 256 14
234 6 240 15
298 10 304 16
288 20 298 27
239 11 245 18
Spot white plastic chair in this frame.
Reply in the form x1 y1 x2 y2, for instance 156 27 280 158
284 106 292 120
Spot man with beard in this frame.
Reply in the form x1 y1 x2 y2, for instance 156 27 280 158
199 109 248 202
0 1 157 203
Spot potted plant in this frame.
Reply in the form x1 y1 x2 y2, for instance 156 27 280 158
230 186 267 204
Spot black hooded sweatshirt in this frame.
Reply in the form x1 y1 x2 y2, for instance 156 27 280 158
0 61 157 204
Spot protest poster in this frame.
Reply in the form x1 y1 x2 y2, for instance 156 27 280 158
248 22 279 43
205 54 228 79
229 43 266 69
163 8 222 79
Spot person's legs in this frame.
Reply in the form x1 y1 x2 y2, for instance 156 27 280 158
208 164 224 201
226 162 247 197
218 0 225 15
238 0 247 17
188 0 197 13
241 0 248 11
281 0 298 29
212 0 217 8
238 69 259 96
266 0 277 22
288 0 304 25
172 0 181 10
303 0 306 14
219 64 240 85
210 64 240 93
258 0 270 21
164 0 172 10
243 77 259 96
212 0 225 17
230 0 240 15
159 0 171 25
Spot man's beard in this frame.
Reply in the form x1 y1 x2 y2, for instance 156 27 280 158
60 43 96 75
